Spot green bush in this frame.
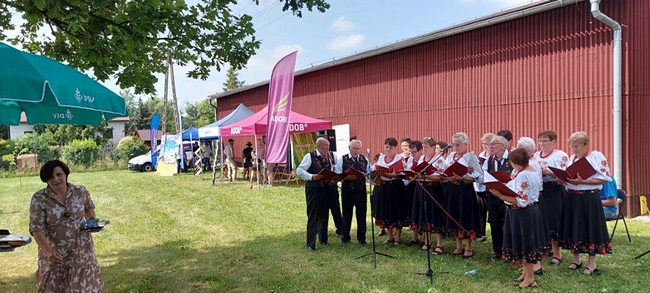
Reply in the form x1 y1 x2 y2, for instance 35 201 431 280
62 139 101 166
0 139 15 170
14 132 60 162
113 136 149 163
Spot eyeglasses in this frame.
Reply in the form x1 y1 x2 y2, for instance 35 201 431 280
538 139 551 143
489 142 504 146
423 136 432 140
481 142 490 146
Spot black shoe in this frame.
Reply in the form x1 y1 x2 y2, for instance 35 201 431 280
359 241 367 246
307 246 316 251
534 268 543 275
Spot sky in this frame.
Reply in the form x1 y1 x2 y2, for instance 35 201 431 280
8 0 543 108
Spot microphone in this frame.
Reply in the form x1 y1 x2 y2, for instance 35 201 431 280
442 144 452 155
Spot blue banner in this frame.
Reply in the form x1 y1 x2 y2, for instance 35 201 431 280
150 114 161 168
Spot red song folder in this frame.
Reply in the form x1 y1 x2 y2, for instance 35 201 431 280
549 157 597 181
344 167 365 178
483 172 518 198
489 170 512 183
442 161 468 177
318 169 342 181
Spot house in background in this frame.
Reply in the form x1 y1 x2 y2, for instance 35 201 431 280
9 113 130 148
134 129 163 148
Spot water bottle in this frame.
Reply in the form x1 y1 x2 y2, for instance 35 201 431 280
464 269 477 276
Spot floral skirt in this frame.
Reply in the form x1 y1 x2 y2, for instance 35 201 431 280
502 204 551 265
542 182 567 240
375 181 407 228
558 190 612 255
411 182 445 233
443 183 481 240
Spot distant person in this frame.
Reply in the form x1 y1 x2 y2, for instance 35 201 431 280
497 129 514 150
242 141 253 180
601 175 619 220
224 139 237 182
202 142 212 171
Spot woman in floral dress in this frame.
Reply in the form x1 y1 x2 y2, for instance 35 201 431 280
30 160 104 292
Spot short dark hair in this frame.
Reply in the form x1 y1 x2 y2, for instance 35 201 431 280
385 137 398 147
39 160 70 182
509 148 529 166
409 140 423 151
401 137 412 144
228 139 234 142
436 141 449 154
497 129 513 142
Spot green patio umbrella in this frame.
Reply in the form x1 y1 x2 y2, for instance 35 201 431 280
0 42 128 125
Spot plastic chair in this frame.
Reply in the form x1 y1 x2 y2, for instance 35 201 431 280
608 189 631 242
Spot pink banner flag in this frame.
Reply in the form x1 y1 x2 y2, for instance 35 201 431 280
265 51 298 163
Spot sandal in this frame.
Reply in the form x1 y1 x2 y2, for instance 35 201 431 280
549 256 563 265
583 267 600 275
462 249 474 259
452 248 464 256
517 281 538 289
393 240 402 246
407 240 419 246
421 244 430 251
382 239 394 244
568 262 583 270
431 246 444 255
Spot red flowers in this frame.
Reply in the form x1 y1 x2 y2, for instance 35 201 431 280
520 182 529 189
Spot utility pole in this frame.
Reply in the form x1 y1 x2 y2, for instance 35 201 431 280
162 53 170 137
168 53 180 133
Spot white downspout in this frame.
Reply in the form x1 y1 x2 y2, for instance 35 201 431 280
590 0 623 189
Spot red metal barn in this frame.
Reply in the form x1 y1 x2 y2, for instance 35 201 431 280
209 0 650 216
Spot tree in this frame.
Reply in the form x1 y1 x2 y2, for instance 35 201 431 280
0 125 8 140
223 67 246 91
183 99 214 128
43 122 113 147
1 0 330 94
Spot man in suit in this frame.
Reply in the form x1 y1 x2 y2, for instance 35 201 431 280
336 139 370 245
482 135 513 259
296 137 340 251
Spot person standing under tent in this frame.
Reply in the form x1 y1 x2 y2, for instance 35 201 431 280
224 139 237 182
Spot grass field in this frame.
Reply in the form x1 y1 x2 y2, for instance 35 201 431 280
1 170 649 292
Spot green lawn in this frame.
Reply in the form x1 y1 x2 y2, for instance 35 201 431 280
1 170 649 292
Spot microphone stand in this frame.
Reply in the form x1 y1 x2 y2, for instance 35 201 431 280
409 145 453 284
356 148 394 268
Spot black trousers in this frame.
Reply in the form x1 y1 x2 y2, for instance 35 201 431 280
306 186 330 249
325 186 344 237
341 185 367 243
476 191 489 237
487 194 506 257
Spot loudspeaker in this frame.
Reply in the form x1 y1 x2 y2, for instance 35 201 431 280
317 129 336 151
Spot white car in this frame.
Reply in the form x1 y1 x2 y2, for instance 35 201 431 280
128 147 161 172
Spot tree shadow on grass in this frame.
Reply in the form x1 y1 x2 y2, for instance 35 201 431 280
3 223 650 293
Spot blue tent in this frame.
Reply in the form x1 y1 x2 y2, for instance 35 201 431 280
198 103 254 140
181 127 200 141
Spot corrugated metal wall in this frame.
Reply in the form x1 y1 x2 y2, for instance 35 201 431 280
625 0 650 214
215 1 649 215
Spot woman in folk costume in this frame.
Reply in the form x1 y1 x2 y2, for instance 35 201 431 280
373 137 407 245
490 148 549 289
558 131 612 275
411 137 448 254
443 132 483 258
534 130 570 266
